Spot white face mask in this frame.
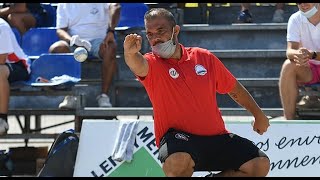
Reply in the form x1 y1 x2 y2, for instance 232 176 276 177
300 5 318 18
151 28 176 59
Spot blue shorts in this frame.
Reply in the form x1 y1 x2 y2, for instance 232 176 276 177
69 38 104 60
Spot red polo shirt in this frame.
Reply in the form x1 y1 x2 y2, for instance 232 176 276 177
138 44 236 147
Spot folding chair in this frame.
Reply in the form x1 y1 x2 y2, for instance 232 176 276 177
26 53 81 88
21 28 59 58
117 3 149 30
40 3 57 27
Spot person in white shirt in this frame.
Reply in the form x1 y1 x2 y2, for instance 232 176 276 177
279 3 320 120
49 3 121 109
0 17 31 135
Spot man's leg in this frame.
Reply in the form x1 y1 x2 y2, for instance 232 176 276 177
99 40 117 96
279 59 313 120
213 156 270 177
49 40 71 53
0 61 29 135
162 152 195 177
50 40 77 109
236 3 253 23
272 3 285 23
89 39 117 107
0 64 10 119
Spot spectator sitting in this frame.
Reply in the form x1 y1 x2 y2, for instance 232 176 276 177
279 3 320 120
0 3 47 35
0 17 31 135
49 3 121 109
236 3 285 23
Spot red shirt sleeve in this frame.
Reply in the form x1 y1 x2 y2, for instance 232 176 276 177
211 53 236 94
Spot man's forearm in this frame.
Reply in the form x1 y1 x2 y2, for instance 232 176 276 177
109 3 121 30
228 81 264 117
56 28 71 43
124 52 148 77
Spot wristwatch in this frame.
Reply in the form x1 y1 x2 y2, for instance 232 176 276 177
107 29 115 34
312 51 317 59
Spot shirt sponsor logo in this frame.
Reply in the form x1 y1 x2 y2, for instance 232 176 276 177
90 7 99 15
175 133 189 141
169 68 179 79
195 64 207 76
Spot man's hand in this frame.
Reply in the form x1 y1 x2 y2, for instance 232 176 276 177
252 114 270 135
123 34 142 55
70 35 92 52
292 47 311 67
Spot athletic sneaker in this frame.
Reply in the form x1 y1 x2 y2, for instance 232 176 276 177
96 94 112 107
0 118 9 136
296 95 320 109
236 9 253 23
59 96 77 109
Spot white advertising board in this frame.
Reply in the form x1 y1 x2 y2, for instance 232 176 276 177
73 120 320 177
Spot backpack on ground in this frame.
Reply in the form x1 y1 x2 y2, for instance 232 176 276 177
0 150 13 177
37 129 79 177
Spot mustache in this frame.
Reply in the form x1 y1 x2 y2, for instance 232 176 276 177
153 40 165 46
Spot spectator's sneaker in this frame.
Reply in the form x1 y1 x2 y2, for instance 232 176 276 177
59 96 77 109
272 9 284 23
0 118 9 136
236 9 253 23
296 95 320 109
96 94 112 107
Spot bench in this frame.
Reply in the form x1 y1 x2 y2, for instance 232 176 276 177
6 54 82 144
296 83 320 118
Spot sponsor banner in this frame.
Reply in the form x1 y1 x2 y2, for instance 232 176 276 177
73 120 320 177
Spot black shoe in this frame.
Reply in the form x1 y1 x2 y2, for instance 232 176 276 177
205 172 216 177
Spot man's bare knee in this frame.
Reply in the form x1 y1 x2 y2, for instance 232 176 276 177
162 152 195 177
239 156 270 177
281 59 296 72
49 41 70 53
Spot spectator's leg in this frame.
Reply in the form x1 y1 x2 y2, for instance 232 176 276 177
241 3 251 11
50 41 77 109
7 12 36 35
236 3 253 23
272 3 285 23
0 63 10 135
99 40 117 96
0 64 10 116
279 59 313 120
49 40 71 53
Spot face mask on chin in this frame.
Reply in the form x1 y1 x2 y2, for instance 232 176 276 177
300 5 318 18
151 27 176 59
